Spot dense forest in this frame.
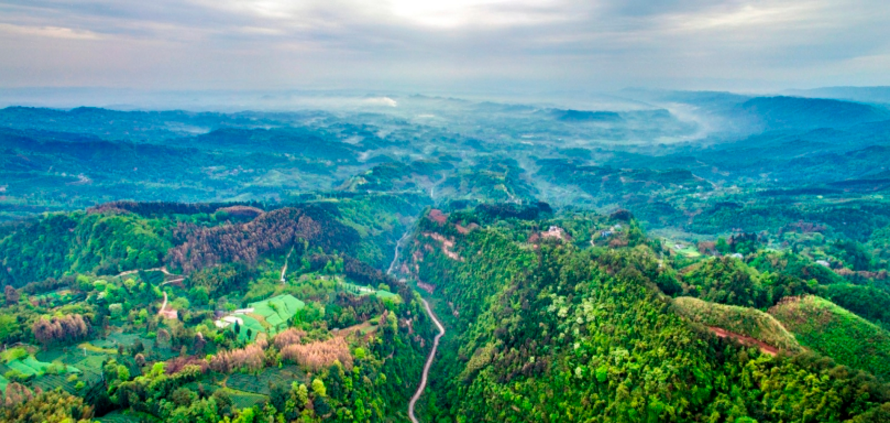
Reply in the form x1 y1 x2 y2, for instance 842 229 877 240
407 207 890 422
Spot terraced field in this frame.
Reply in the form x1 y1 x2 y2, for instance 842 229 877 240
96 410 151 423
224 388 269 409
226 366 309 395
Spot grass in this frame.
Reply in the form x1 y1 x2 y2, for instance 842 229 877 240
675 247 702 259
223 388 269 409
673 297 802 352
6 355 80 377
73 354 108 374
225 366 308 395
0 374 8 392
79 342 119 355
32 372 89 394
96 410 155 423
770 295 890 379
227 294 306 341
339 281 399 300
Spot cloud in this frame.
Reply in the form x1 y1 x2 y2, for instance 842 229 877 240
0 23 102 40
0 0 887 92
363 96 398 107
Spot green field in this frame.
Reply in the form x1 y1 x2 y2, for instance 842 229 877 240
96 410 155 423
339 281 399 300
6 355 80 377
675 246 703 259
223 388 269 409
225 366 308 395
225 294 307 341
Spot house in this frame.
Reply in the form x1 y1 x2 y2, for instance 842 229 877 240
542 226 568 241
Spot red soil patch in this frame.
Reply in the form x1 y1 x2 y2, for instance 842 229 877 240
424 232 462 261
417 282 436 294
708 326 778 356
429 209 448 225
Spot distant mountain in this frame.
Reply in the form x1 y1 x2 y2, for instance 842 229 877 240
738 96 890 130
786 86 890 105
551 109 623 122
625 90 890 133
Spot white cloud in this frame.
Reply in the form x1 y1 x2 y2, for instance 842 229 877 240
364 96 398 107
0 23 102 40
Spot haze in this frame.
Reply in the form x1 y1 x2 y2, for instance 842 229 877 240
2 0 890 95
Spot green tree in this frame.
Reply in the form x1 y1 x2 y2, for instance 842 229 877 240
311 378 327 398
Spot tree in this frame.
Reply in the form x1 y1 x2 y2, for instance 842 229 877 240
157 328 171 346
32 314 90 345
295 383 309 408
117 365 130 382
716 238 730 254
4 285 19 305
311 378 327 397
109 303 124 318
0 314 17 341
232 406 256 423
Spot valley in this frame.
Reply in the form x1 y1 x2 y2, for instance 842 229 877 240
2 91 890 422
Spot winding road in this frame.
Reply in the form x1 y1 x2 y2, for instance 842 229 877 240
388 231 410 275
408 298 445 423
387 229 446 423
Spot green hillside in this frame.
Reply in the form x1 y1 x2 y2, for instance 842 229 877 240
770 295 890 379
672 296 802 353
408 209 890 422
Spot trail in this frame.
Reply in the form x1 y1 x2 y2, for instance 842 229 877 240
708 326 778 356
158 292 168 315
408 298 445 423
116 267 182 285
116 267 171 277
281 247 294 284
117 267 181 317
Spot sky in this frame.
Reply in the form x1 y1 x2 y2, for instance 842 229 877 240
1 0 889 95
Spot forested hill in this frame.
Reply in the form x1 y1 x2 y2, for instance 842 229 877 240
0 195 438 422
404 206 890 422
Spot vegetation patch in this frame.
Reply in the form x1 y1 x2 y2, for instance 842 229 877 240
673 296 802 352
770 295 890 379
6 355 79 377
339 281 399 301
223 388 269 409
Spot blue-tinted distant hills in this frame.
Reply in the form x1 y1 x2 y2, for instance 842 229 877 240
785 86 890 105
624 89 890 133
738 96 890 130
